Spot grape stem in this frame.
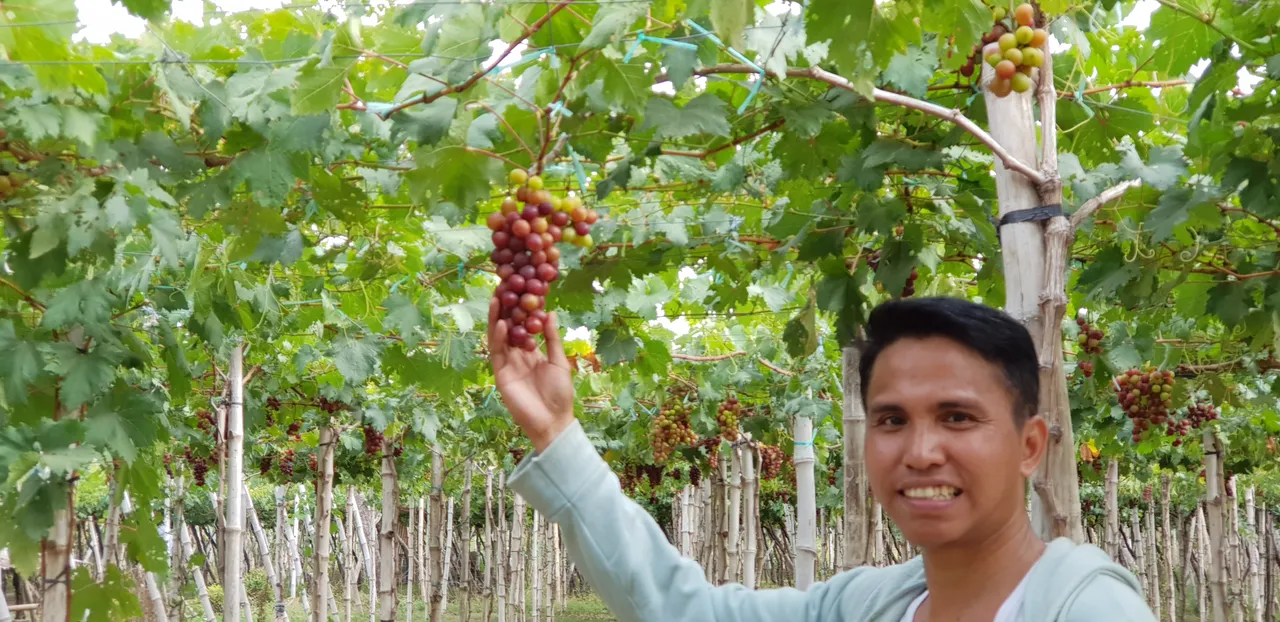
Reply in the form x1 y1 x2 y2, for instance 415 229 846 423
1067 179 1143 230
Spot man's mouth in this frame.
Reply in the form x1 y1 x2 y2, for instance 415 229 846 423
900 486 962 501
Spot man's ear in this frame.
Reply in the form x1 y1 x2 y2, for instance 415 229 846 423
1020 415 1049 478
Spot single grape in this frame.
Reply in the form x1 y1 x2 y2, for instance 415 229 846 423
500 291 519 308
547 225 563 243
487 212 507 231
992 6 1006 20
510 325 529 342
999 33 1017 51
562 228 578 244
508 236 526 253
996 59 1017 79
1014 3 1034 27
493 248 514 265
512 251 530 269
1003 47 1023 65
990 77 1013 97
528 175 543 191
1030 28 1048 47
519 265 537 280
538 202 554 216
520 293 540 312
526 317 545 335
1015 25 1034 45
512 219 532 238
501 197 519 214
545 246 561 263
497 264 515 280
526 233 545 252
532 217 549 234
1011 72 1033 93
507 274 527 293
537 263 558 282
551 211 570 227
530 250 548 266
493 230 511 248
522 205 540 221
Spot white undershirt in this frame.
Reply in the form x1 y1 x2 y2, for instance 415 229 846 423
899 572 1029 622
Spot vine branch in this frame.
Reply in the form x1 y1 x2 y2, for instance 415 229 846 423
0 277 46 311
1069 180 1143 231
378 0 573 120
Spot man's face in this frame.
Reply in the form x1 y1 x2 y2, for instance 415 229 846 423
864 336 1045 550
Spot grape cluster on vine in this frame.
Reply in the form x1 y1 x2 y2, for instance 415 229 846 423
689 464 702 487
279 449 296 478
195 410 216 435
977 3 1047 97
1113 367 1176 443
287 421 302 440
490 170 599 352
717 395 741 442
668 468 683 482
651 402 698 463
265 396 281 427
316 397 345 414
643 465 664 488
865 251 918 298
184 447 210 488
362 425 384 457
759 444 785 480
510 447 527 464
1186 401 1219 430
1142 486 1153 503
308 453 319 473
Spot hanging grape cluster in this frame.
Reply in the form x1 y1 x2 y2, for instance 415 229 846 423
362 424 384 457
259 453 272 476
490 170 599 352
689 464 703 487
717 395 741 442
759 444 785 480
618 464 640 495
1142 486 1153 503
195 409 216 435
264 396 280 428
866 251 918 298
185 447 209 488
279 449 296 478
979 3 1048 97
287 421 302 440
316 396 345 414
1186 401 1219 428
651 402 698 463
1113 367 1176 443
1075 315 1105 378
643 465 664 488
667 467 683 482
308 453 319 473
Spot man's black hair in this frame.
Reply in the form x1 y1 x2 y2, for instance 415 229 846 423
857 296 1040 423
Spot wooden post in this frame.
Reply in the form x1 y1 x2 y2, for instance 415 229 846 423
429 448 445 622
309 426 336 622
1106 459 1120 559
243 483 285 621
223 344 246 622
724 446 743 585
496 474 507 622
1205 429 1230 621
793 413 817 590
1162 475 1177 622
840 344 869 570
460 461 474 622
742 443 758 588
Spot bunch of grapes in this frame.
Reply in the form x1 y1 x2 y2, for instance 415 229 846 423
1113 367 1176 443
717 395 741 442
490 170 599 352
1142 486 1153 503
287 421 302 440
195 410 216 435
689 464 703 487
163 454 173 477
316 397 345 414
1186 401 1219 428
901 268 918 298
265 396 281 427
259 453 272 476
392 445 403 458
668 468 683 482
644 465 664 488
1075 316 1105 356
618 464 640 495
510 447 527 464
187 452 209 487
362 425 383 457
980 3 1048 97
279 449 296 478
759 444 785 480
308 453 319 473
651 402 698 463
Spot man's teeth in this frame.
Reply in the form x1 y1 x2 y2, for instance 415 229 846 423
903 486 959 500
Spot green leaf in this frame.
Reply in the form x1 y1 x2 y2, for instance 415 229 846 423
783 304 818 359
41 280 116 330
664 45 699 90
330 337 380 384
597 327 639 367
73 566 142 622
383 295 425 345
113 0 169 20
1144 186 1217 243
391 97 458 146
581 4 646 49
797 229 845 261
0 321 43 403
808 0 875 69
234 150 293 206
1077 246 1140 298
1207 282 1250 328
883 44 937 97
1147 6 1219 76
625 277 672 320
50 344 117 410
747 283 792 312
1119 145 1187 191
312 169 366 222
412 145 499 210
120 512 169 573
639 95 732 140
710 0 753 48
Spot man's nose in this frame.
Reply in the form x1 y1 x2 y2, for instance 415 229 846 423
903 422 945 470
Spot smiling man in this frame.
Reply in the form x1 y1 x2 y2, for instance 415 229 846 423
489 296 1155 621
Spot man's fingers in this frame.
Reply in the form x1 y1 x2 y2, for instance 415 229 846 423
543 312 572 370
488 297 509 370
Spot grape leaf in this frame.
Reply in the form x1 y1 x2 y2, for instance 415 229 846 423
330 337 381 384
597 327 639 367
639 95 732 139
73 566 143 622
412 145 499 209
50 344 118 410
41 280 116 330
1147 6 1219 76
710 0 753 48
748 283 792 312
1144 185 1218 243
883 44 937 97
0 321 43 403
1207 282 1250 328
391 97 458 146
1118 144 1187 191
383 295 425 345
581 3 646 49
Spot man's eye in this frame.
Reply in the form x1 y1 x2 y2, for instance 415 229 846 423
945 412 973 423
880 415 907 427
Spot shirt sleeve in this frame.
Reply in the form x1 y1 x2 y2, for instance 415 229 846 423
507 420 852 622
1059 574 1157 622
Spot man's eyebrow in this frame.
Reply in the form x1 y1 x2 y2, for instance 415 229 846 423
937 398 983 409
868 403 906 415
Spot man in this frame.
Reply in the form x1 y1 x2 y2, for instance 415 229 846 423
488 296 1155 621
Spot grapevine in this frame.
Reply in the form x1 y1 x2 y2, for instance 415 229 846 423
362 425 384 457
759 444 785 480
490 170 599 351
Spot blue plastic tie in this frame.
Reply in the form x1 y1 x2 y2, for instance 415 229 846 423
568 145 590 196
457 262 466 283
624 33 699 62
389 275 409 293
548 100 573 118
488 47 550 76
684 20 765 113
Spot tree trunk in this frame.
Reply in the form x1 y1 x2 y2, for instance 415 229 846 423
182 524 218 622
1228 478 1244 622
1244 488 1261 622
1205 430 1230 622
1106 459 1120 560
408 491 417 622
283 490 311 619
377 437 400 622
119 493 169 622
441 498 456 615
429 447 445 622
531 511 541 622
872 502 883 565
742 444 758 588
344 487 359 622
419 497 429 621
1145 500 1160 619
309 426 336 622
42 329 84 622
724 446 743 586
793 414 816 589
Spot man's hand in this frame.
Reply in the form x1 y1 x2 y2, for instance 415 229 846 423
487 297 576 453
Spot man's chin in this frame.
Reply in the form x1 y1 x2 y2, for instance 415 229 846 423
895 524 968 552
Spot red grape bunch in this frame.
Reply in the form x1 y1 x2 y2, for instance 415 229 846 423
644 465 664 488
1075 314 1105 378
651 402 698 463
279 449 296 478
185 447 210 487
759 444 785 481
1113 367 1176 443
1142 486 1153 503
1186 401 1219 428
980 3 1048 97
307 453 318 473
287 421 302 441
195 410 216 435
717 395 741 442
259 453 272 476
689 464 703 487
265 396 281 427
316 396 345 414
490 169 599 352
901 267 919 298
362 424 383 457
